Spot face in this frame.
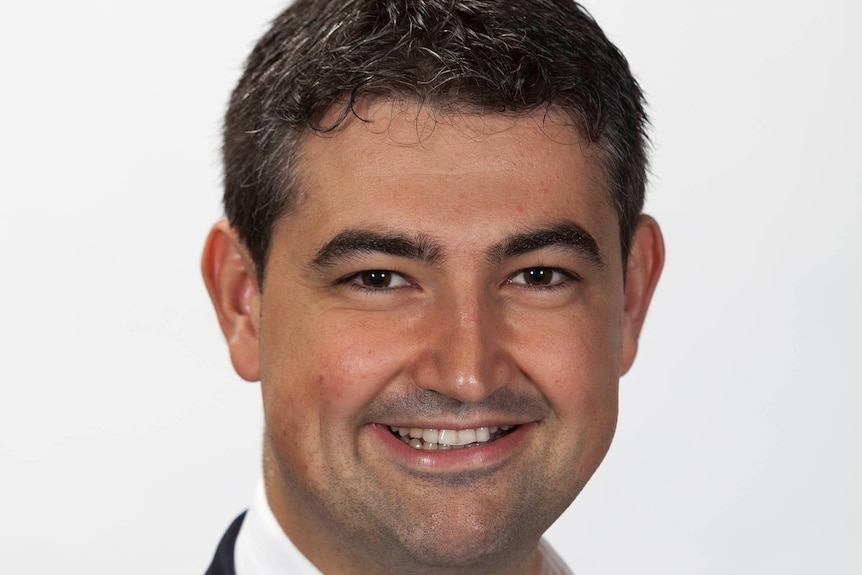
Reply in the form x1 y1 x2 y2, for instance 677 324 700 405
239 103 641 574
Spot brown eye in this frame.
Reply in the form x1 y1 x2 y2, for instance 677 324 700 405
524 268 552 286
350 270 411 290
359 270 392 288
508 267 572 288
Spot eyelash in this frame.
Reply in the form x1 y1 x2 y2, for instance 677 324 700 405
339 267 578 294
341 270 413 294
506 267 579 291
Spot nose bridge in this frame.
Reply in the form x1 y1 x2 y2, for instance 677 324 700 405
424 285 509 404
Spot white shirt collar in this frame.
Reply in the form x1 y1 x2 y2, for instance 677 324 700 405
234 480 573 575
234 480 323 575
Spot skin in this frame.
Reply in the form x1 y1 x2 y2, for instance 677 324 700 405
203 101 664 575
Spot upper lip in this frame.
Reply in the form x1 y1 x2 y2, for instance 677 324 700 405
380 421 530 429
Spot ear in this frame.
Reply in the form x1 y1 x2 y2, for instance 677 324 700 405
201 219 261 382
619 215 665 376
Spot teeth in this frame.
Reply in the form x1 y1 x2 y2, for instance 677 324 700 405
422 429 440 443
438 429 457 445
389 425 516 450
458 428 477 445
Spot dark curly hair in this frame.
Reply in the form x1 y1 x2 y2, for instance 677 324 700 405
223 0 649 286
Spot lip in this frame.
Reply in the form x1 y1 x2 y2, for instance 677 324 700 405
368 421 535 474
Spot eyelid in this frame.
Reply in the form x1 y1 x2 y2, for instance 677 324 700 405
506 267 579 288
342 269 412 291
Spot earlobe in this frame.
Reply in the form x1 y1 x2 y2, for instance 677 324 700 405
619 215 665 376
201 220 261 382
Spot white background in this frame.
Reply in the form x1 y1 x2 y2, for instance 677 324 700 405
1 1 859 573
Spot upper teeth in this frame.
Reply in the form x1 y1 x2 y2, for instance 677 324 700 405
389 425 513 450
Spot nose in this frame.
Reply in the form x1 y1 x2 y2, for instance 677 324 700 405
414 289 513 404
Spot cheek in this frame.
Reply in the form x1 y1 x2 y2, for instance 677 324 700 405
514 303 622 419
260 307 413 431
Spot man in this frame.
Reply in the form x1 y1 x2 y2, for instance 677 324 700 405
201 0 664 573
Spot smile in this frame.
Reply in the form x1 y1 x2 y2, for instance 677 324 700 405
389 425 517 451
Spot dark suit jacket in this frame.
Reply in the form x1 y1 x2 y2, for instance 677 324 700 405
205 513 247 575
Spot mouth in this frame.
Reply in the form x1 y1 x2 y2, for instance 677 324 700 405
389 425 517 451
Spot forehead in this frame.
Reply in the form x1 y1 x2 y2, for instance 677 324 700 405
284 100 618 254
305 100 594 164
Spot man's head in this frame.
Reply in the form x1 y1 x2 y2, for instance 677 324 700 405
203 1 663 574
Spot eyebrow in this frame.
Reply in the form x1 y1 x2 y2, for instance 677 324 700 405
309 230 444 270
308 221 603 272
487 222 604 268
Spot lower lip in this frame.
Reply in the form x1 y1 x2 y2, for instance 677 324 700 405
368 422 534 472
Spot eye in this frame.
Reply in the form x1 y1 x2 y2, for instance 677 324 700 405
350 270 411 290
507 267 573 288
